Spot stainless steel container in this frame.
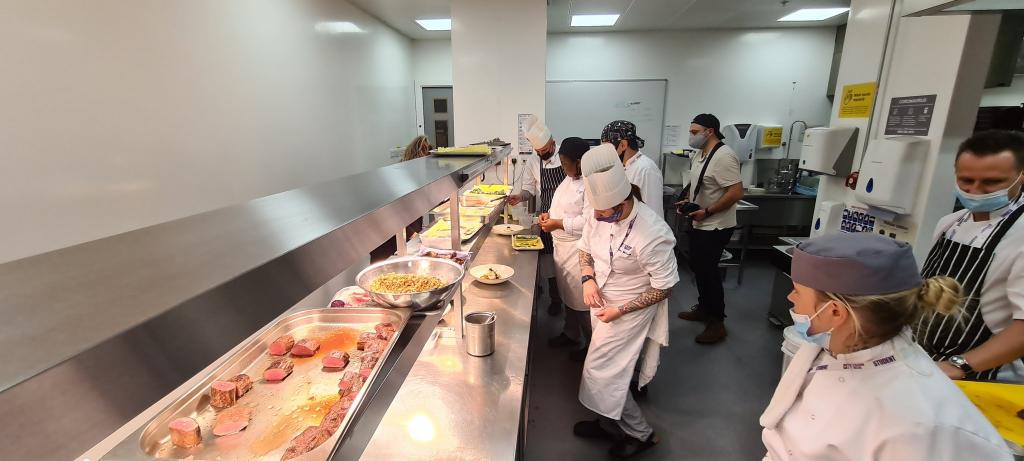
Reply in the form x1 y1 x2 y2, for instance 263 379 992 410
464 311 496 357
356 256 465 312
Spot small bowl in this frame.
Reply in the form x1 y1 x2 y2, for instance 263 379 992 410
493 224 524 236
469 264 515 285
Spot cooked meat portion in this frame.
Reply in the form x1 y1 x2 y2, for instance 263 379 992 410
359 367 372 379
291 338 320 357
375 322 397 339
268 334 296 356
209 381 237 409
227 374 252 398
337 371 364 398
168 417 202 448
264 358 294 382
357 332 377 351
365 339 388 353
319 398 352 433
280 426 331 461
322 351 350 369
361 354 379 369
212 406 252 436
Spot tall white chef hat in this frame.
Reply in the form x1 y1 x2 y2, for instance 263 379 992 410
524 115 552 150
581 144 632 210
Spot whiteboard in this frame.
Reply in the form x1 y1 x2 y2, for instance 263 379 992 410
545 80 667 162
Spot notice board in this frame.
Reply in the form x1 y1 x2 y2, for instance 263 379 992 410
885 95 937 136
838 82 877 119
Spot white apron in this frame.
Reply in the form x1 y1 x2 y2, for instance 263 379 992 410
553 237 586 311
549 177 588 311
578 203 677 419
760 332 1012 461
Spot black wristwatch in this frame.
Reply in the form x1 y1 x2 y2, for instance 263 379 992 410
581 275 596 285
949 355 974 373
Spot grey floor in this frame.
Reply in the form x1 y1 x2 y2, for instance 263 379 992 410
523 255 784 461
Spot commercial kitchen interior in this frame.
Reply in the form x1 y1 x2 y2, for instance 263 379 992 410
2 0 1024 460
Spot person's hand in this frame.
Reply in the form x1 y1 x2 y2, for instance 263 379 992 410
594 306 624 323
540 218 562 233
584 280 605 309
674 199 689 215
689 209 708 221
539 212 550 221
938 360 967 380
506 194 523 206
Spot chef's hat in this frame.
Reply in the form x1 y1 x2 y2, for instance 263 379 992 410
793 233 923 296
524 115 552 150
581 144 632 210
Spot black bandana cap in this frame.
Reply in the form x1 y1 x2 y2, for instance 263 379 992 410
600 120 646 150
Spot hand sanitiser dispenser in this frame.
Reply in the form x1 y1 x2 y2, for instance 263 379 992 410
854 137 930 215
800 126 858 176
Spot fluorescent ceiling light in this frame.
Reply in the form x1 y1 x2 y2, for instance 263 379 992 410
416 18 452 31
571 14 620 27
314 21 363 34
778 8 850 22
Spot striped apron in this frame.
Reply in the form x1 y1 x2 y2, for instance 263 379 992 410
914 203 1024 381
538 163 566 256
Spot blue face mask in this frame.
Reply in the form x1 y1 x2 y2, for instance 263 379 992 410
596 204 624 223
955 176 1021 213
789 303 834 350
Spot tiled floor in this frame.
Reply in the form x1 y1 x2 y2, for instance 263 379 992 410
523 255 785 460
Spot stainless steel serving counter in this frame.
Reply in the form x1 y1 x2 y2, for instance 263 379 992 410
355 229 538 460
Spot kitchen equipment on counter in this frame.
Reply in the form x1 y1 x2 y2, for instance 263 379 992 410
464 311 496 357
357 256 465 312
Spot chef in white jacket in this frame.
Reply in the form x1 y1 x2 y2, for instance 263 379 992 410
541 137 593 356
761 233 1011 461
601 120 664 220
574 144 678 458
510 115 566 316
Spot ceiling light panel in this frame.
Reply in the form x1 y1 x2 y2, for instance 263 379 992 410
778 8 850 22
415 18 452 31
571 14 620 27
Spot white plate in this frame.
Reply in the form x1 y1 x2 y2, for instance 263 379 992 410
469 264 515 285
492 224 524 236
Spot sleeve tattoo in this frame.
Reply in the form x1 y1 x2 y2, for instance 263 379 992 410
618 287 672 314
579 251 594 270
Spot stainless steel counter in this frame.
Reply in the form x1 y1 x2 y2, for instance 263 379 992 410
355 228 538 460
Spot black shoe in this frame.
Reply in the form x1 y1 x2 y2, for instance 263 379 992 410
695 320 728 344
677 303 709 322
609 433 659 458
548 333 579 348
569 347 588 363
547 301 563 316
573 419 615 440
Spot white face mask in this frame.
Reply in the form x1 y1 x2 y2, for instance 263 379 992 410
789 302 834 350
688 131 709 149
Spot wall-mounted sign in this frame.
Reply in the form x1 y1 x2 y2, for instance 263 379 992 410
838 82 877 119
517 113 533 154
760 126 783 148
884 94 937 136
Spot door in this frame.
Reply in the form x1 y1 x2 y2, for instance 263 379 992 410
422 86 454 148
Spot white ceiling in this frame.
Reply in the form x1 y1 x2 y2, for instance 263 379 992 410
350 0 852 40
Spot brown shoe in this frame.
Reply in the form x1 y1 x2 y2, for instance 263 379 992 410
677 304 709 322
695 321 727 344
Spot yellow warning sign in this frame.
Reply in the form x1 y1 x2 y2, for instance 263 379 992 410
839 82 877 119
761 127 783 148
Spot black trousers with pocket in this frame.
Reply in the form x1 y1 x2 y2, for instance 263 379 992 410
687 227 735 321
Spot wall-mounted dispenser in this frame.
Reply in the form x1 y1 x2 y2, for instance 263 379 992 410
799 126 859 176
854 136 930 215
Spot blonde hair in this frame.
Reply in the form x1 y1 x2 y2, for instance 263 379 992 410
820 276 962 346
402 136 431 162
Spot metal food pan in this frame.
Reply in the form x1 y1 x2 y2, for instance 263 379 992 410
100 307 410 460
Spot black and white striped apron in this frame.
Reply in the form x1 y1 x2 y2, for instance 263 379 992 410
913 203 1024 381
538 163 565 256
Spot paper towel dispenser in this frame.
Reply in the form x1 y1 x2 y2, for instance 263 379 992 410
811 200 844 238
722 123 757 163
854 136 930 215
799 126 859 176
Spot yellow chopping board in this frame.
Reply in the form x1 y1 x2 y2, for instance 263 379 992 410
955 380 1024 446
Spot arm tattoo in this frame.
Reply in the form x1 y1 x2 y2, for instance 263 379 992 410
579 251 595 270
618 287 672 314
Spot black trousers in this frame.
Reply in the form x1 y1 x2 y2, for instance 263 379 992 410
687 227 734 321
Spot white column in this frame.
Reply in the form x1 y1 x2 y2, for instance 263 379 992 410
451 0 547 152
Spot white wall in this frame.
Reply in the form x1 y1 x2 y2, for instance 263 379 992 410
413 39 454 135
0 0 415 263
546 29 837 144
451 0 547 152
981 74 1024 106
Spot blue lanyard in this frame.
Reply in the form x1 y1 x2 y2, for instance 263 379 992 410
947 196 1024 245
608 216 638 274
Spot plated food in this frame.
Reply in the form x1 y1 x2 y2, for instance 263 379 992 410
469 264 515 285
417 247 472 266
493 224 524 236
329 286 374 307
468 184 511 196
512 235 544 251
421 219 483 241
369 273 445 294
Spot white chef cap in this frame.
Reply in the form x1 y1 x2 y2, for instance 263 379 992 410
524 115 552 150
581 144 632 210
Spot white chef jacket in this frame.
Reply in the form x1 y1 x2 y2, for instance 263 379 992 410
624 152 664 220
931 202 1024 382
548 176 588 241
520 151 562 199
761 332 1011 461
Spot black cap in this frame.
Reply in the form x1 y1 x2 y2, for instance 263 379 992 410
558 137 590 161
600 120 646 149
692 113 725 140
